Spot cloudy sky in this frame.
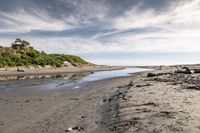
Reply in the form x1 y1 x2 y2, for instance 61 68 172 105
1 0 200 65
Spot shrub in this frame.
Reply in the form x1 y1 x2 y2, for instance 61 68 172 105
0 39 89 68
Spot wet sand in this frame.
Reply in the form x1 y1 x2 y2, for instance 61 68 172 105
1 66 200 132
0 76 134 133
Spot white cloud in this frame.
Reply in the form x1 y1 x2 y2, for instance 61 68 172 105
102 0 200 54
0 0 109 33
88 56 200 66
0 10 67 32
113 0 200 30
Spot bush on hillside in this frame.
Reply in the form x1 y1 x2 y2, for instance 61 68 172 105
0 39 89 68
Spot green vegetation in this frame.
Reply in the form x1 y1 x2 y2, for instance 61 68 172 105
0 39 89 68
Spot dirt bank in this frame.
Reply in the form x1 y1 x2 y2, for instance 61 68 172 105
0 66 125 77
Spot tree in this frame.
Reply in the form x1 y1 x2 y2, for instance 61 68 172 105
11 38 30 49
22 40 30 47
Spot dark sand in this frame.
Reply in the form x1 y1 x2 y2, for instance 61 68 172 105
0 75 134 133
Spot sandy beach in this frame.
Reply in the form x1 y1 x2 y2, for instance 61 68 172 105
1 65 200 132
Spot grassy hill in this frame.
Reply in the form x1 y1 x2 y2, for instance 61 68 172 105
0 39 90 68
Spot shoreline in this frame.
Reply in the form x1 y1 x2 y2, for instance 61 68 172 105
0 66 126 77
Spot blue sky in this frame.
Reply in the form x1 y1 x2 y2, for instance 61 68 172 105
1 0 200 65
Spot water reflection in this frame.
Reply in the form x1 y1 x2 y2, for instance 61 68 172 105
0 72 91 81
0 68 152 91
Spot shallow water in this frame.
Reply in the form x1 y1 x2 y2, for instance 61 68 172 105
79 68 150 82
0 68 152 91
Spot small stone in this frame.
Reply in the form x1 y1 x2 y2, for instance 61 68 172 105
128 81 134 86
25 100 30 103
80 115 86 119
147 73 158 77
65 127 72 132
38 99 42 101
17 68 25 72
88 98 92 100
103 98 107 102
70 98 79 100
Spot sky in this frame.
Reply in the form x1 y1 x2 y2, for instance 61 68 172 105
1 0 200 66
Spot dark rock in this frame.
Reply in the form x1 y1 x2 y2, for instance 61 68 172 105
175 67 192 74
147 72 158 77
128 81 134 86
17 68 25 72
132 102 157 107
38 99 42 101
72 126 79 130
193 69 200 73
186 85 200 90
80 115 86 119
159 111 176 118
24 100 30 103
65 126 84 132
136 83 153 87
182 66 188 69
88 98 92 100
70 98 79 100
103 98 107 102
